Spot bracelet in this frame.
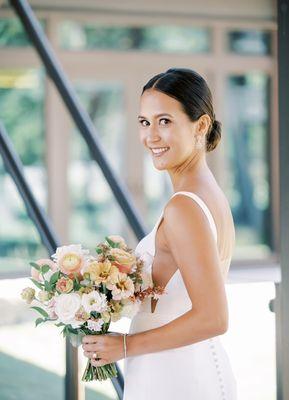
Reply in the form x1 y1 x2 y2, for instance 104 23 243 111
123 333 127 358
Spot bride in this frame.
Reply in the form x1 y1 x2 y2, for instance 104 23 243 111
82 67 238 399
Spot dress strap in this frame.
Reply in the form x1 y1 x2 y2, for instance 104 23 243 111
170 191 218 243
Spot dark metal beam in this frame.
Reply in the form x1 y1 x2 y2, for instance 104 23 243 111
277 0 289 398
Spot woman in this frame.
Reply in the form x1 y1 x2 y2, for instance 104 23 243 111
82 67 238 399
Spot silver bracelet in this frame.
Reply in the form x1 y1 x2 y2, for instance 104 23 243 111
123 333 127 358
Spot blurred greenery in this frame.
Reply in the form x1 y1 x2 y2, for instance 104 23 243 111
0 18 46 47
0 69 47 274
0 69 45 165
60 21 211 53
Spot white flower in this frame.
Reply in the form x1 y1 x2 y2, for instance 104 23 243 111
87 319 104 332
81 291 108 314
121 299 141 319
54 292 82 328
38 290 52 302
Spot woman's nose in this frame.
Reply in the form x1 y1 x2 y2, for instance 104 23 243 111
147 125 161 141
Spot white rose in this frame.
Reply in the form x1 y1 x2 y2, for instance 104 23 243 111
54 293 82 327
81 291 108 314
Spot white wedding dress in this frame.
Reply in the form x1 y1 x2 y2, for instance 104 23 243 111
123 191 238 400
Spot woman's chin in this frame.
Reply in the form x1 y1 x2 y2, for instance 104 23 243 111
152 159 170 171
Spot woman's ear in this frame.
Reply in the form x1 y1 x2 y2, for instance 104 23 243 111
197 114 211 135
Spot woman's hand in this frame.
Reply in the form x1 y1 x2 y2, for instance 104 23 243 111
82 332 125 367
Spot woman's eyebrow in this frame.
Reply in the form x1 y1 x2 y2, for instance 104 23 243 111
137 113 173 119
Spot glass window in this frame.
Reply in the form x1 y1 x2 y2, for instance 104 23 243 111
68 81 130 249
60 21 211 54
227 30 272 55
224 73 271 259
0 69 47 275
0 18 45 48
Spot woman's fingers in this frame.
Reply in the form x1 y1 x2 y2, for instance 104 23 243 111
83 350 101 359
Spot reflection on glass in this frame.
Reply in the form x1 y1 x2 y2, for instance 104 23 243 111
227 30 271 55
69 82 128 251
224 73 271 259
60 21 211 54
0 69 47 275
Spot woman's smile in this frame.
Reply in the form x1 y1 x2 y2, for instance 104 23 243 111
150 146 170 157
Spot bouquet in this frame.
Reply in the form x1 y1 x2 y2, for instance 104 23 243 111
20 235 165 381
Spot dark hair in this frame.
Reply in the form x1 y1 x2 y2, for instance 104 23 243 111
141 67 221 152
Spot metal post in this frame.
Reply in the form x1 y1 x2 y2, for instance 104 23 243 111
277 0 289 398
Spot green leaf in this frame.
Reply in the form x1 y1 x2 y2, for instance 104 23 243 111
95 247 103 254
44 281 53 292
105 236 118 248
74 273 79 285
35 317 45 327
55 322 65 327
29 262 40 271
30 306 49 318
67 325 79 334
50 271 60 285
30 278 44 290
41 264 51 274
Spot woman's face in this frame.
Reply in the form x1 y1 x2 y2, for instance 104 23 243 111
138 88 200 171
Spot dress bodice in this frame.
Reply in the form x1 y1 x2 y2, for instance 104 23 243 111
133 191 231 317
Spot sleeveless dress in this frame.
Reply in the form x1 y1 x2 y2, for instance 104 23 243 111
123 191 238 400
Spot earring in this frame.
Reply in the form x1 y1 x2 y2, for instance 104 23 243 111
195 135 205 150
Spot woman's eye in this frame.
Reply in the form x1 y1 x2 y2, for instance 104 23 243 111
139 119 149 127
160 118 170 125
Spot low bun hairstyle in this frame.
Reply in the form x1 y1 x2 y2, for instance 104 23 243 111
141 67 221 152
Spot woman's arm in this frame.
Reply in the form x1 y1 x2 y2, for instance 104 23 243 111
126 194 229 357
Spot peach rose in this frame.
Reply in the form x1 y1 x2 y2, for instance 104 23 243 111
56 277 74 293
109 248 136 274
